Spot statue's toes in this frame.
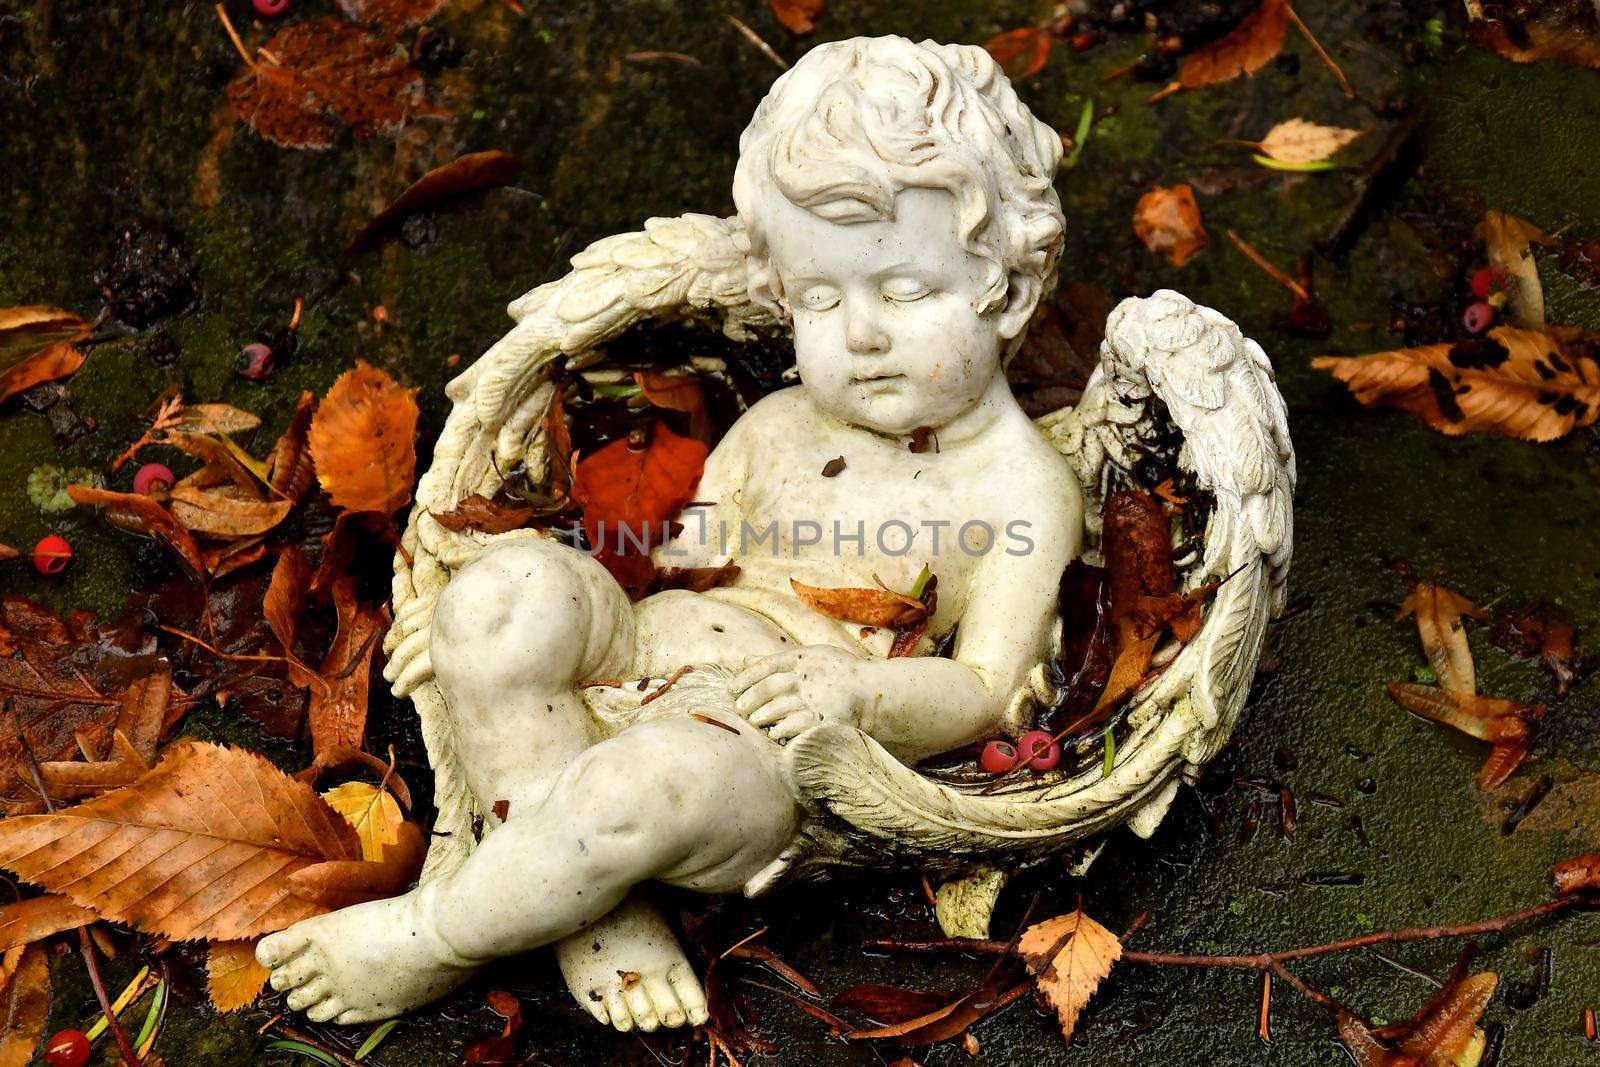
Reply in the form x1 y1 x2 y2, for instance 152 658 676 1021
643 975 685 1028
286 977 331 1012
669 963 709 1026
604 990 634 1032
258 928 311 969
624 983 659 1031
579 988 608 1025
268 953 319 993
305 995 346 1024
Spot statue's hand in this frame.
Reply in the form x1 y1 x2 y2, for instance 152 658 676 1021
731 646 868 743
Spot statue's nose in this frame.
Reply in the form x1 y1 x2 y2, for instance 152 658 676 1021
845 309 890 355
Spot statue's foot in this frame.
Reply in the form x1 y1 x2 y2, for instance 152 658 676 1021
257 889 478 1024
554 898 708 1033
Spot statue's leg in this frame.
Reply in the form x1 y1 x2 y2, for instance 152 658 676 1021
256 714 795 1027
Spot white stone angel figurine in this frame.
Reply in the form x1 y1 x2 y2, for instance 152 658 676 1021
258 35 1294 1033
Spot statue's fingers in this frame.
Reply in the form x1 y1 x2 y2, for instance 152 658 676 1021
748 694 807 727
730 650 800 693
734 671 799 714
766 711 819 742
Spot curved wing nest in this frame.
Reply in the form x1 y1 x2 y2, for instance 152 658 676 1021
380 214 778 882
387 209 1293 888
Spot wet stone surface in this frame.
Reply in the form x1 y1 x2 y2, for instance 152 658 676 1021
3 1 1600 1064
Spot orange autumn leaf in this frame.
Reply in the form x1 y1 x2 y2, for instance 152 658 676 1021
0 943 50 1067
0 306 91 407
1178 0 1289 89
225 17 447 150
267 390 318 502
1018 905 1122 1040
770 0 822 37
168 484 296 538
1396 583 1485 697
1340 957 1496 1066
1312 325 1600 442
429 493 539 534
1552 852 1600 895
308 579 386 756
1386 683 1544 789
1133 185 1207 267
308 361 420 514
985 26 1053 80
790 577 929 629
207 939 270 1013
0 895 95 955
265 546 316 688
335 0 448 31
1466 0 1600 71
571 422 708 590
65 484 207 580
0 742 365 941
635 369 711 440
343 150 523 263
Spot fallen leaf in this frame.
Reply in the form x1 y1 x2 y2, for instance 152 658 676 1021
335 0 448 31
162 431 268 496
1133 185 1208 267
225 18 448 150
635 370 711 441
1342 953 1496 1066
0 741 364 941
168 484 295 538
770 0 822 36
652 562 742 594
322 781 403 862
207 938 270 1013
831 983 960 1025
307 579 385 755
264 546 316 687
1479 210 1551 328
1018 905 1122 1040
429 493 538 534
202 537 270 579
176 403 261 436
790 577 928 629
65 484 207 580
0 943 50 1067
1044 561 1115 735
985 26 1052 79
36 730 151 801
571 422 708 594
343 151 522 263
1257 118 1364 165
1387 683 1544 789
0 895 95 954
266 391 318 502
465 988 525 1064
845 981 1032 1045
0 307 91 407
284 818 425 911
1397 583 1484 697
308 361 420 514
1492 601 1584 697
1466 0 1600 70
1313 325 1600 442
1179 0 1289 89
1552 852 1600 895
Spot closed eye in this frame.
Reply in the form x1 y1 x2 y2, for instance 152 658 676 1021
883 279 933 303
798 285 841 312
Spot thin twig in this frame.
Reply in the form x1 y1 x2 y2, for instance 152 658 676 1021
214 3 255 71
158 625 330 695
1269 960 1342 1013
639 665 695 707
10 704 144 1067
1286 4 1356 99
624 51 703 66
1227 230 1310 301
723 15 787 71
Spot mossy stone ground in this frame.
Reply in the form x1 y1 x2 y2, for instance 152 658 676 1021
3 1 1600 1064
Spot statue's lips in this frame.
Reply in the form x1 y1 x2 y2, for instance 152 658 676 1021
852 373 906 386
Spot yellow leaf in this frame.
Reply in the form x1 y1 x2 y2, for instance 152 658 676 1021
1017 906 1122 1040
1257 118 1364 165
207 939 269 1013
322 781 403 862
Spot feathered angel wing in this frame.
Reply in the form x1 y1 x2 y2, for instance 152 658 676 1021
776 290 1295 880
380 214 777 882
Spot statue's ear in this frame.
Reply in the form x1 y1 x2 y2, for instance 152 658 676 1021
997 271 1042 340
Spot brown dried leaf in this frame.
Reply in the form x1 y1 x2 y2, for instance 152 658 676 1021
168 484 295 538
336 0 449 31
831 983 959 1025
308 361 420 514
770 0 823 36
0 306 91 407
1312 325 1600 442
0 895 95 954
37 731 151 801
65 484 207 580
1396 583 1484 697
161 431 267 496
790 578 928 629
207 938 270 1013
1351 955 1496 1066
1467 0 1600 70
1479 210 1551 328
0 943 50 1067
203 537 270 579
1018 906 1123 1041
177 403 261 436
1492 601 1583 697
1179 0 1289 89
845 981 1031 1045
267 391 318 502
285 817 425 911
984 26 1052 79
225 18 447 150
429 494 537 534
308 579 385 756
1133 185 1207 267
464 987 526 1064
635 369 711 441
1552 852 1600 895
264 546 316 688
653 562 742 594
343 151 522 262
0 741 363 941
1386 683 1544 789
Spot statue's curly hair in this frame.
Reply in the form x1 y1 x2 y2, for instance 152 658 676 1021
733 35 1065 323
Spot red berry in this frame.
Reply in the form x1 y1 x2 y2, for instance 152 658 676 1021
133 461 175 495
45 1029 90 1067
237 342 274 381
1470 266 1505 300
980 740 1018 774
1463 301 1494 334
32 534 72 576
252 0 291 16
1017 730 1061 772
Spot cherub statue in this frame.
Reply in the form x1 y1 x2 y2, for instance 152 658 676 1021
259 35 1294 1033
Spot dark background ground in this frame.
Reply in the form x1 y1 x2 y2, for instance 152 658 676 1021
3 1 1600 1064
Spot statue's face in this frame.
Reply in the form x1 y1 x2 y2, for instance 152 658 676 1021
760 187 1011 436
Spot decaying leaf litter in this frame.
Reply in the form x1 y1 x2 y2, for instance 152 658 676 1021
3 0 1599 1064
